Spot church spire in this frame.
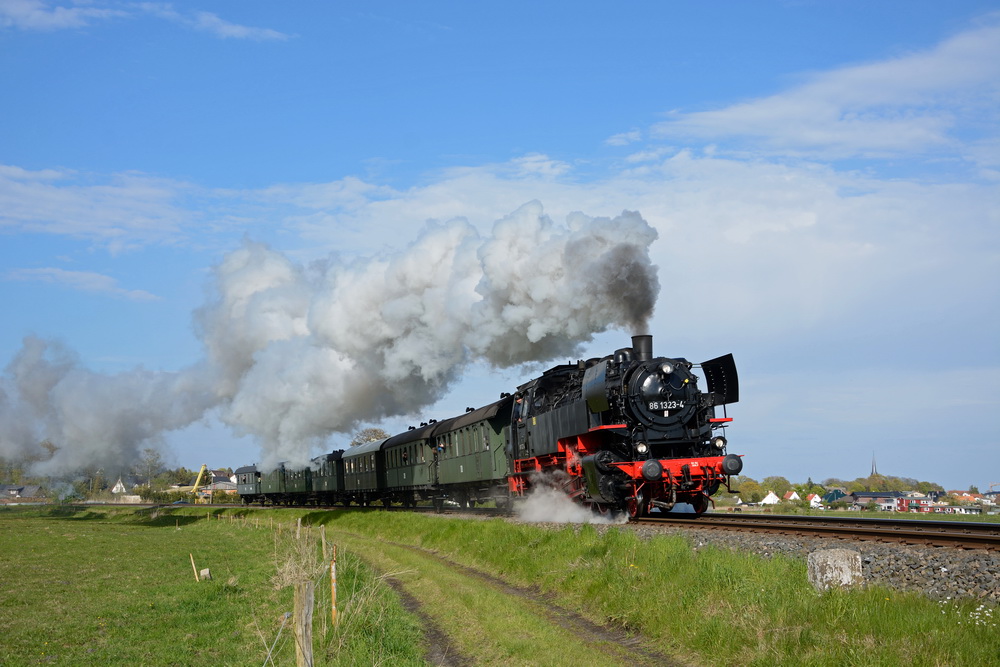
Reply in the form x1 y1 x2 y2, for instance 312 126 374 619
871 452 878 477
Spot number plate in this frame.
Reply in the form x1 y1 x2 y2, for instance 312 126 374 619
649 400 684 411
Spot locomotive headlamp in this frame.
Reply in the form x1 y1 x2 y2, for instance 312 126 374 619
711 436 727 449
660 362 674 375
636 442 648 454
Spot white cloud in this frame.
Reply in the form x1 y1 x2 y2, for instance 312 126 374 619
5 267 160 301
0 1 292 40
0 165 195 252
605 129 641 146
651 13 1000 160
189 10 290 41
137 3 292 41
0 0 124 30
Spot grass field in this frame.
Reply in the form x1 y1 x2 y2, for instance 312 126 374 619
2 505 997 666
0 506 424 666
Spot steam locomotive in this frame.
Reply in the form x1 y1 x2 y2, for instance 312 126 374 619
236 335 741 518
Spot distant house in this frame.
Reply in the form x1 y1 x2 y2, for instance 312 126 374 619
934 505 982 515
783 490 801 502
850 491 904 508
822 489 847 504
898 496 934 513
207 481 238 495
760 491 780 505
111 477 127 494
0 484 45 501
210 469 232 485
805 493 823 508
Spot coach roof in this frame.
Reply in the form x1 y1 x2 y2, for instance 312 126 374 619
343 437 390 459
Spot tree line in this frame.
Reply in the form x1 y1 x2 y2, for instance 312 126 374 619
721 473 960 506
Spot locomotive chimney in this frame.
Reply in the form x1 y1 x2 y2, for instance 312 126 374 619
632 334 653 362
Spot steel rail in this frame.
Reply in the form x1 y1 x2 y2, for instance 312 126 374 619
635 513 1000 550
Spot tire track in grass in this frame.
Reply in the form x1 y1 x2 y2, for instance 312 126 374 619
399 542 682 667
338 530 683 666
383 577 474 667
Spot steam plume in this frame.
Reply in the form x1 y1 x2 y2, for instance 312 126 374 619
1 201 659 473
0 337 214 475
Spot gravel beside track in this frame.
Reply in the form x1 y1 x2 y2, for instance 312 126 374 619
522 517 1000 605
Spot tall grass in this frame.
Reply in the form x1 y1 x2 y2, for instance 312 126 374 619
319 510 1000 667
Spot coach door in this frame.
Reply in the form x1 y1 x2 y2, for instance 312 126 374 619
512 390 533 458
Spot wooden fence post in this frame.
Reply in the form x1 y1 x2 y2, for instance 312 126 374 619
330 545 338 627
293 581 315 667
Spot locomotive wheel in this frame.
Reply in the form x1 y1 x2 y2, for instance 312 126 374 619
626 492 648 518
689 493 709 516
592 503 613 519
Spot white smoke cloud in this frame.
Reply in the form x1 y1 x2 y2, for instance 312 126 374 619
0 337 215 475
1 201 659 474
202 201 659 468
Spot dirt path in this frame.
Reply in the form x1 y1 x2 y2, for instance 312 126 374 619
337 530 684 666
383 577 474 667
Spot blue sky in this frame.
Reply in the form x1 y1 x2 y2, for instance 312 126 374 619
1 1 998 492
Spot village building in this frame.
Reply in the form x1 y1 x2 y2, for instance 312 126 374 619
0 484 46 503
760 491 780 505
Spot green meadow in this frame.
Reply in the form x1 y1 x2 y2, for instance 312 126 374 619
1 506 996 666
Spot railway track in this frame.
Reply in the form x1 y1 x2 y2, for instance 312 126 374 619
96 501 999 551
636 512 1000 550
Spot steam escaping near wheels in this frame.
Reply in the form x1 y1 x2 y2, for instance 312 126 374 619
514 474 627 525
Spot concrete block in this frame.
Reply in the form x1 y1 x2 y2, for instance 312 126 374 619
808 548 862 592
